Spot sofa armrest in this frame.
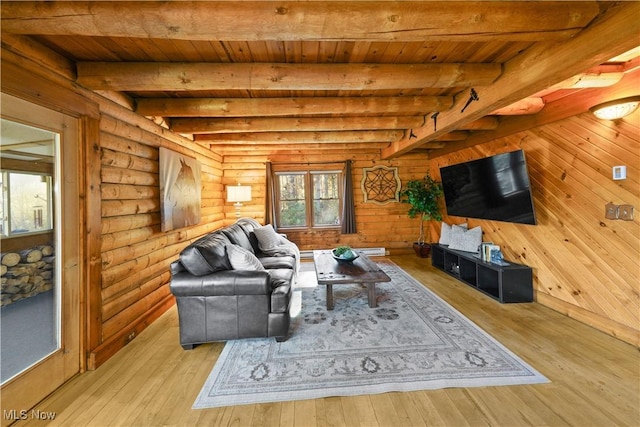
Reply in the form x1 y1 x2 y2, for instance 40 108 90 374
170 270 271 297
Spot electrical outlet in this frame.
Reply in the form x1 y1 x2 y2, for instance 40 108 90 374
605 203 618 220
618 205 634 221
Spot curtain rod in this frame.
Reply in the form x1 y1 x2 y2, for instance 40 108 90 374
269 160 350 166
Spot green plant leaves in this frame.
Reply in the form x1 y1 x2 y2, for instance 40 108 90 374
399 174 444 221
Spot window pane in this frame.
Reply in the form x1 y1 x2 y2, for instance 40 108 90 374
312 173 340 226
278 174 306 227
9 173 52 233
0 173 6 236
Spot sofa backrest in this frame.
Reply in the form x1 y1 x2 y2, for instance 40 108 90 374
221 223 255 253
236 218 263 253
179 232 232 276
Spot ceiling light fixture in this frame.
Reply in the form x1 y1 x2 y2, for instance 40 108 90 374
590 96 640 120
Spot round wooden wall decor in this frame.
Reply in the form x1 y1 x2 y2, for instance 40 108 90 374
360 165 401 205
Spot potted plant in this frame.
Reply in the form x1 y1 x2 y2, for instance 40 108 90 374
332 245 359 262
400 173 444 257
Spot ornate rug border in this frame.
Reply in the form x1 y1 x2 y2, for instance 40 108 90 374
193 260 549 409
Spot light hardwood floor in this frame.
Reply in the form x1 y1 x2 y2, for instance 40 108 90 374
12 255 640 426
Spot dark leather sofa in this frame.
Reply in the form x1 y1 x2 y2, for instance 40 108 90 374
169 218 298 349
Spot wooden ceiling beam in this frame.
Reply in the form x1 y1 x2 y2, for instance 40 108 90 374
459 117 500 131
1 2 599 42
381 1 640 159
428 67 640 158
434 131 469 142
135 96 453 118
171 116 425 134
209 141 392 149
77 62 501 92
195 130 404 144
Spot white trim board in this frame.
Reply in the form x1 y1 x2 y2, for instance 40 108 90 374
300 247 387 259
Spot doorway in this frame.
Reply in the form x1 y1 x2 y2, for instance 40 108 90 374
1 93 82 423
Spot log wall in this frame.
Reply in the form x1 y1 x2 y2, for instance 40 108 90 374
220 144 431 253
96 113 224 359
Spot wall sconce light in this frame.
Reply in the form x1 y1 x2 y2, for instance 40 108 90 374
590 96 640 120
226 183 252 217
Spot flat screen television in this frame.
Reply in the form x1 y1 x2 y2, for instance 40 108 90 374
439 149 537 225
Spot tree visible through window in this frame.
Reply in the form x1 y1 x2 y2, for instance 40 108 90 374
312 172 340 226
278 173 307 227
275 169 342 229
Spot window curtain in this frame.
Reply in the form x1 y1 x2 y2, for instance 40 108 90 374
341 160 357 234
265 162 278 230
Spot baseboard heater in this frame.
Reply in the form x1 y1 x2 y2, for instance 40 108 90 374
300 247 387 259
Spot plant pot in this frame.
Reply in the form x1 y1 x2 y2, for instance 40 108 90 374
413 242 432 258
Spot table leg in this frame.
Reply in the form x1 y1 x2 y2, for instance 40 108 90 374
326 284 334 310
367 283 377 308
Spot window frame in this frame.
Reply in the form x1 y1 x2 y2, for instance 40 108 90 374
272 164 344 231
1 169 55 238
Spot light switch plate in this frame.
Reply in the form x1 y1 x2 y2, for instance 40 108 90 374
618 205 634 221
612 165 627 180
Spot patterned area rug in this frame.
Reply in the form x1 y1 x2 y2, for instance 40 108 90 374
193 260 548 409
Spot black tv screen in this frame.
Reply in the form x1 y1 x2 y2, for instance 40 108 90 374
440 150 537 225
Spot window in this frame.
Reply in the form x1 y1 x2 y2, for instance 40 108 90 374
1 171 54 236
274 167 342 229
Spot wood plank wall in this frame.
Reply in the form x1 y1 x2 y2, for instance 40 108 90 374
429 110 640 346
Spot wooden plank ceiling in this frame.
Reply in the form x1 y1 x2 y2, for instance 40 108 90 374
2 1 639 157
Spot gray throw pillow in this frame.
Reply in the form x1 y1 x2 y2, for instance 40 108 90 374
448 225 482 253
439 222 467 245
253 224 284 251
226 244 265 271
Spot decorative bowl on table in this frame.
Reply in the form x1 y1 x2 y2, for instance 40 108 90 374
332 246 359 262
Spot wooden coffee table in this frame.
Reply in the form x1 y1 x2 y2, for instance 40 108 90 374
312 250 391 310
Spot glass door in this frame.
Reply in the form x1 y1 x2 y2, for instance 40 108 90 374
1 119 60 384
1 93 81 421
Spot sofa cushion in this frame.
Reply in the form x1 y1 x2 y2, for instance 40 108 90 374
254 224 284 251
258 255 296 271
439 222 467 245
448 225 482 253
227 244 265 271
179 232 232 276
221 223 255 253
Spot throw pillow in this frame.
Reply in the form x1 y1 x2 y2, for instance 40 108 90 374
226 244 265 271
439 222 467 245
253 224 284 251
448 225 482 253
